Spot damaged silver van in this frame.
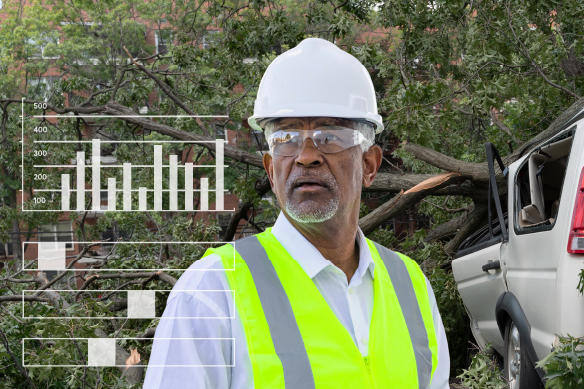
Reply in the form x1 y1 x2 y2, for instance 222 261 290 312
452 109 584 389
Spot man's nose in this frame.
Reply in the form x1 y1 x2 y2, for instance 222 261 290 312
294 137 323 167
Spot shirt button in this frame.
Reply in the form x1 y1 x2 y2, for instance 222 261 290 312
348 288 355 295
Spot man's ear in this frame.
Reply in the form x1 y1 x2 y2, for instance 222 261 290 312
362 145 382 188
263 152 275 188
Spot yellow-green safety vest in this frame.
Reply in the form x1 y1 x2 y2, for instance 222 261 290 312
203 228 438 388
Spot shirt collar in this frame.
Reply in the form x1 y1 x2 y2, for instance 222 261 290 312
270 212 376 281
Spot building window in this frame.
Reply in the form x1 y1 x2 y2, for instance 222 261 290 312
214 125 225 139
202 30 219 49
29 76 59 102
39 221 74 250
155 30 173 55
26 33 60 60
1 242 14 257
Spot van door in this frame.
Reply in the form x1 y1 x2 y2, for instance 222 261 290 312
505 127 577 359
452 143 509 354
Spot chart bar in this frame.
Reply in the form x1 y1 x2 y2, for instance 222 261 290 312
185 162 193 211
61 174 70 211
200 177 209 211
76 151 85 211
138 187 147 211
169 155 178 211
215 140 224 211
107 178 116 211
123 163 132 211
153 145 162 211
91 139 101 210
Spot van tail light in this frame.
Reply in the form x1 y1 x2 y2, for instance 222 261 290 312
568 167 584 254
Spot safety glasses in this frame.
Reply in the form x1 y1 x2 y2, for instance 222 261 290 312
265 126 369 156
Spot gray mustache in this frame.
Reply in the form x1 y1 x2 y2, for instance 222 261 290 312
285 169 338 192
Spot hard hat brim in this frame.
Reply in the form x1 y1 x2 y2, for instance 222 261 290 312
248 102 383 134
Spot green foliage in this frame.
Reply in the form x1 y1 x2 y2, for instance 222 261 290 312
537 335 584 389
457 346 507 389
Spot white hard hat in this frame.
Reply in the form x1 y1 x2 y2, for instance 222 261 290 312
248 37 383 133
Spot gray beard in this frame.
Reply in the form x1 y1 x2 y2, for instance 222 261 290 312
285 196 339 224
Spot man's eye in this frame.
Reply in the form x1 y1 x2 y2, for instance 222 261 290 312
319 133 341 144
271 132 298 144
279 134 296 143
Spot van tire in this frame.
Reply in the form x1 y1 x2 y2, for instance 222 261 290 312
503 321 543 389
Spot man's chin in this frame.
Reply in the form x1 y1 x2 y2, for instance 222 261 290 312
284 200 339 224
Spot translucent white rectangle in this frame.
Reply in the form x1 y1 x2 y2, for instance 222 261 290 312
200 177 209 211
92 139 101 210
215 140 224 211
107 178 116 211
154 145 162 211
88 338 116 366
22 289 235 319
138 187 147 211
185 162 193 211
76 151 85 211
127 290 156 318
61 174 70 211
23 241 235 272
23 337 235 367
169 154 178 211
37 241 66 270
123 162 132 210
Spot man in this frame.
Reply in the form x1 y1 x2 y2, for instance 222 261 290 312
144 37 450 388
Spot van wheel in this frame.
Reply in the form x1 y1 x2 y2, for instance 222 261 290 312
504 321 542 389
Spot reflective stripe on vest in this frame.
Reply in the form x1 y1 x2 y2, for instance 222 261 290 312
372 242 433 389
234 236 315 389
230 235 433 388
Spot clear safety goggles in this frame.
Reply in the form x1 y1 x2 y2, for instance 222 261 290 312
264 125 371 157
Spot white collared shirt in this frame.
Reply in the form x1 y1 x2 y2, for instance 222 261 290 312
144 212 450 388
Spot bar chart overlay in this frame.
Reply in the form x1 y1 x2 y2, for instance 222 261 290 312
22 112 230 212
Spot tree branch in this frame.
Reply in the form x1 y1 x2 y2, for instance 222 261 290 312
425 203 475 242
403 142 490 181
0 327 36 388
444 202 489 254
359 172 465 234
0 295 50 303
